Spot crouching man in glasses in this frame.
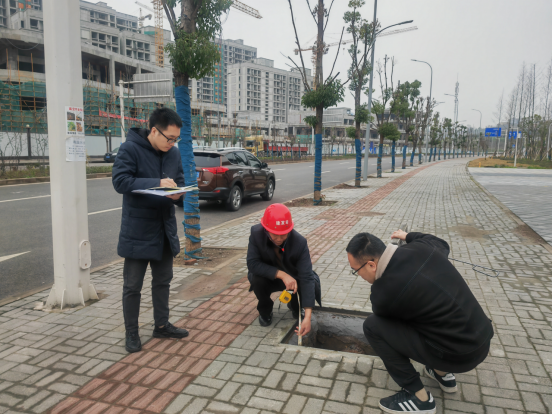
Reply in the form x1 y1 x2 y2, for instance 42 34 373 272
346 230 493 414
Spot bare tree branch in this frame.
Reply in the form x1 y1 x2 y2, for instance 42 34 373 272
161 0 177 38
324 0 335 32
281 52 310 90
287 0 311 91
305 0 318 25
325 26 344 84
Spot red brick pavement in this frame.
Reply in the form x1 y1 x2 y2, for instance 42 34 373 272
48 281 257 414
48 163 437 414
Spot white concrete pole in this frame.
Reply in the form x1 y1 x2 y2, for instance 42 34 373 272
119 80 126 142
44 0 97 309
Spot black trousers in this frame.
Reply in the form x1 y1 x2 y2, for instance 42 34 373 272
249 274 300 317
363 314 490 394
122 237 173 333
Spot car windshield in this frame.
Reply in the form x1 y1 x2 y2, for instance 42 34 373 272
112 147 119 153
194 153 221 167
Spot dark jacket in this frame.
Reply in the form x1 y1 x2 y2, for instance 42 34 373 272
247 223 321 308
112 128 185 260
371 232 494 362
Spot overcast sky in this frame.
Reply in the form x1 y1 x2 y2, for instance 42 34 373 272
110 0 552 129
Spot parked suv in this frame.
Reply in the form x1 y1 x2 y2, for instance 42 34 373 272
194 148 275 211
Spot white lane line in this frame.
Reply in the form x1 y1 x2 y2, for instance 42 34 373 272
321 171 331 174
348 167 358 169
339 162 349 164
0 195 50 203
0 251 30 263
88 207 122 216
272 169 286 171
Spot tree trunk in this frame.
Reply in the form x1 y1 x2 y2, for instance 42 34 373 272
391 141 395 172
313 0 324 203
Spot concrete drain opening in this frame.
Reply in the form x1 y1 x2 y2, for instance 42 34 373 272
281 308 377 356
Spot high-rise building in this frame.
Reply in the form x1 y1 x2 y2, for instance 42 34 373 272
227 58 313 124
192 38 257 107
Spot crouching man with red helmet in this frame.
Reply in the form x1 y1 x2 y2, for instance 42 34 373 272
247 203 321 334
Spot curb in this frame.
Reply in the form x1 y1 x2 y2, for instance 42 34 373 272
0 172 112 187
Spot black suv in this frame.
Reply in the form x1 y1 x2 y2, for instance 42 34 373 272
194 148 276 211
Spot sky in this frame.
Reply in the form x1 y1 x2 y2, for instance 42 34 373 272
109 0 552 129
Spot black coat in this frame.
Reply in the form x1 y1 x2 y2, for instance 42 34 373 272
371 232 494 361
112 128 185 260
247 224 321 308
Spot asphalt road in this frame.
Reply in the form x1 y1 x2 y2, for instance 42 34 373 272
0 157 392 302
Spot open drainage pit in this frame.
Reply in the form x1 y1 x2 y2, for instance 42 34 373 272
281 308 377 356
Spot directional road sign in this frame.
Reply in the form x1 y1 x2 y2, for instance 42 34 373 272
509 131 520 138
485 127 501 137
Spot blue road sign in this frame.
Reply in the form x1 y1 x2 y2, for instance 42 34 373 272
485 127 502 137
509 131 518 138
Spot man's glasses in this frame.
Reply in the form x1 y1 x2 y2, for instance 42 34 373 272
155 127 181 144
351 261 369 276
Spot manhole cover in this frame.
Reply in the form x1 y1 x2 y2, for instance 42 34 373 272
281 308 377 356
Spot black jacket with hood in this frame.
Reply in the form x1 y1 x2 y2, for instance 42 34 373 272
112 128 185 260
371 232 494 362
247 223 321 308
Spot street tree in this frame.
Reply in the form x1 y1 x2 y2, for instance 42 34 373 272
371 56 395 176
442 117 452 159
343 0 377 186
378 123 400 171
161 0 232 259
390 80 421 169
286 0 345 204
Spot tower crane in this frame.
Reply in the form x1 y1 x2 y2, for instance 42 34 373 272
135 1 164 67
231 0 262 19
294 26 418 79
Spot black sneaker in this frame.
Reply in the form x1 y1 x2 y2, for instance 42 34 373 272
287 303 305 320
125 332 142 353
258 313 273 327
379 389 436 414
152 322 189 339
425 366 458 393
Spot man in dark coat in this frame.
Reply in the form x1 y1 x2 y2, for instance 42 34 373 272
112 107 189 353
346 230 493 414
247 203 321 335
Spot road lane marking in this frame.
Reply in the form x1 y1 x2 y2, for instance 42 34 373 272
339 162 350 164
272 169 286 171
348 167 358 169
0 195 50 203
0 251 30 263
88 207 122 216
276 179 281 181
321 171 331 174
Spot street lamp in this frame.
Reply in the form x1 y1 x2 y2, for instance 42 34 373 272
362 3 413 180
411 59 432 162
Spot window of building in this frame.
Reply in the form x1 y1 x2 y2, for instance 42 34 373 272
29 19 42 31
20 96 46 111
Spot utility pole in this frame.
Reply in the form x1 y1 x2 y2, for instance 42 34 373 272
43 0 97 309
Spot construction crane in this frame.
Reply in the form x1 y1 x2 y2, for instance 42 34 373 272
294 26 418 79
137 8 152 29
231 0 262 19
135 1 164 68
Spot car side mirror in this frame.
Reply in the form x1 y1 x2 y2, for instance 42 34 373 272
261 162 268 168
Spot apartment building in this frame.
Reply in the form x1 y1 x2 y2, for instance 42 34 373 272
226 58 313 124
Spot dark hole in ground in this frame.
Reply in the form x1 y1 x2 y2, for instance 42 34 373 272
282 308 377 356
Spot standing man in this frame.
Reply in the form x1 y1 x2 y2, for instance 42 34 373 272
247 204 321 334
346 230 493 414
113 108 189 353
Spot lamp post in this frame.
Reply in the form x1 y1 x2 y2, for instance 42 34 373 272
26 124 31 158
471 109 482 156
547 122 551 161
362 3 413 180
411 59 432 162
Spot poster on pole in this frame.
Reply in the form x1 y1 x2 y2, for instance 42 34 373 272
65 106 86 161
65 106 84 136
66 136 86 162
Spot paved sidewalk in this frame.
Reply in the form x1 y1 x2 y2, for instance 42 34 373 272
1 157 552 413
469 168 552 244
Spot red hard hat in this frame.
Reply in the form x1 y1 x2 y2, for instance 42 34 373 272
261 203 294 235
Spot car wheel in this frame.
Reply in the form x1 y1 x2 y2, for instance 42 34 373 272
261 179 274 201
226 185 242 211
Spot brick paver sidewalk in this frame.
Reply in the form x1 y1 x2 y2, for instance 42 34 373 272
1 158 551 414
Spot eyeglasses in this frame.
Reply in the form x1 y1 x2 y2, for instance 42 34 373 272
154 127 181 144
351 261 369 276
